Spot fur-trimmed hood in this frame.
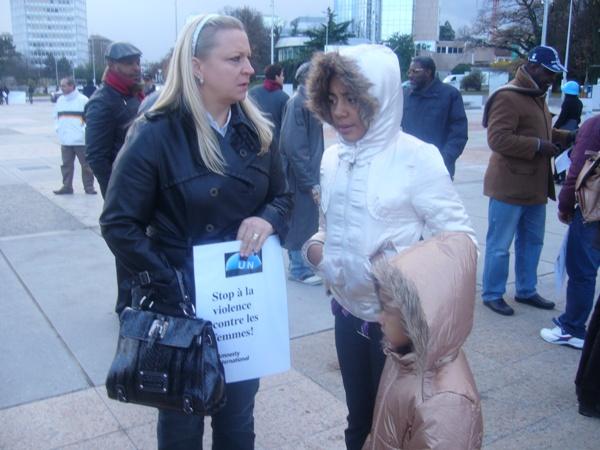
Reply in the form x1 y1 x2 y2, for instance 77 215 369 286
307 44 403 161
372 232 477 372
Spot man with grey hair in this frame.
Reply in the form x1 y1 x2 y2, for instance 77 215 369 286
279 62 324 285
53 77 96 195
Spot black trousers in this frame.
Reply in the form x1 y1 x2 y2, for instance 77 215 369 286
334 308 386 450
157 378 260 450
576 295 600 406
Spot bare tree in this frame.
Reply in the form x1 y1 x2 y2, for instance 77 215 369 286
470 0 543 57
223 6 270 73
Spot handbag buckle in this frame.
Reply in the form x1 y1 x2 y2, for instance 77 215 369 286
138 370 169 394
149 318 169 340
183 396 194 415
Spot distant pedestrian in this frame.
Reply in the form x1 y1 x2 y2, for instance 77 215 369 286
555 81 583 131
280 62 324 285
481 46 575 316
540 114 600 349
2 85 9 105
53 77 96 195
364 233 482 450
85 41 143 314
249 63 289 151
303 45 476 450
82 79 96 98
401 56 468 179
143 73 156 96
28 84 34 104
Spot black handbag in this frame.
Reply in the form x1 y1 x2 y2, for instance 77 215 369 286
106 303 227 415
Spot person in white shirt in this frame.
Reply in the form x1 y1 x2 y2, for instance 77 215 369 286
53 77 96 195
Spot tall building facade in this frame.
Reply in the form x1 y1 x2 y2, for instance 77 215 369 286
413 0 439 50
334 0 438 43
10 0 89 67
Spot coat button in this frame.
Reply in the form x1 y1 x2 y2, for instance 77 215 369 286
209 187 219 197
205 224 214 232
239 149 247 157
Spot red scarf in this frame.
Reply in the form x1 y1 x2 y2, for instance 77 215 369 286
105 70 145 101
263 79 282 92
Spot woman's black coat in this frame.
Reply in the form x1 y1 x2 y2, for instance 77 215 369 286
100 104 292 308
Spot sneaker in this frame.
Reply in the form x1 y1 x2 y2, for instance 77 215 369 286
540 319 584 349
289 274 323 286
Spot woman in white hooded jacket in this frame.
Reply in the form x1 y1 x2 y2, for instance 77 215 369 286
302 45 477 450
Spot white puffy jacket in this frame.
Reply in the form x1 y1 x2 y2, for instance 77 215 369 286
54 90 88 146
305 45 477 322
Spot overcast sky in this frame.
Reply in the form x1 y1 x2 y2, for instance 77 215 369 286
0 0 479 62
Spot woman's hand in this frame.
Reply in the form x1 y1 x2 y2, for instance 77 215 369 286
306 242 323 266
237 217 274 258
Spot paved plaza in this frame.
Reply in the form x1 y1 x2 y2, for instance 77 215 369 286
1 99 599 449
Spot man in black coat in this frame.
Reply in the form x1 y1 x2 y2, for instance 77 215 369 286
85 41 143 313
279 63 323 285
249 63 289 152
85 42 143 198
401 57 468 179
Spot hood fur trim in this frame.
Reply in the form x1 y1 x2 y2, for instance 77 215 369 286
372 258 429 373
306 51 379 129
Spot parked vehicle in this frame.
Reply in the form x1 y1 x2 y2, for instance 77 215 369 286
442 74 465 90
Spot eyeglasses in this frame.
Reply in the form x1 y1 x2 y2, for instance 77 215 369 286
407 68 424 75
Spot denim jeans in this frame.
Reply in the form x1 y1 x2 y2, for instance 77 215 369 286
482 198 546 301
333 305 386 450
558 209 600 339
157 378 260 450
288 249 314 280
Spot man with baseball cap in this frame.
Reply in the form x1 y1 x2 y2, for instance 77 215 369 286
480 45 574 316
85 41 144 313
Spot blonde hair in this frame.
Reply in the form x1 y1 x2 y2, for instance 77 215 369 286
150 14 272 174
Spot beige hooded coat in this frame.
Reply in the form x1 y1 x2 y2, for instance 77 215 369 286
363 232 483 450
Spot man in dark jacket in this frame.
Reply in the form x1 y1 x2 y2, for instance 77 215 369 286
85 41 143 198
82 80 96 98
85 41 143 314
279 63 323 285
401 57 468 178
249 63 289 151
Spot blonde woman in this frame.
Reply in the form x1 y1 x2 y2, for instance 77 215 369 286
100 14 291 449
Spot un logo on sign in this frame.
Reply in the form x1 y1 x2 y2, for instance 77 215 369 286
224 250 263 278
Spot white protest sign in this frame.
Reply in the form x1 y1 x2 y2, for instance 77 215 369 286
193 235 290 383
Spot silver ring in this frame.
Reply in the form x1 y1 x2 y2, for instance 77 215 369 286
251 233 259 241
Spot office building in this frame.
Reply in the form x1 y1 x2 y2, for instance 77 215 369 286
334 0 438 43
10 0 89 67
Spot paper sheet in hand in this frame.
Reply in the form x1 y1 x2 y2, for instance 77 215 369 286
193 235 290 383
555 149 571 174
554 228 569 297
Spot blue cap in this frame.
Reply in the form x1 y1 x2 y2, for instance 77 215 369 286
528 46 566 73
562 80 580 96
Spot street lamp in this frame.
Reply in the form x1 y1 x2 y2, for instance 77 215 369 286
541 0 551 46
564 0 574 72
53 53 59 88
91 36 96 86
270 0 275 64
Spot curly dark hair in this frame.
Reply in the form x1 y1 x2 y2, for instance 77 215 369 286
306 52 379 129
